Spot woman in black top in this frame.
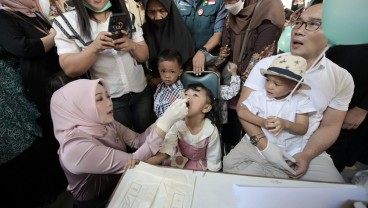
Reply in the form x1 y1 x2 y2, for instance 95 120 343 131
142 0 195 87
326 44 368 172
0 0 67 206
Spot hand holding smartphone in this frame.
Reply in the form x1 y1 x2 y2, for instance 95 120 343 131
108 13 132 40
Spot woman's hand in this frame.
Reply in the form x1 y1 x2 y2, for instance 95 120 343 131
113 30 137 52
123 159 140 171
90 31 115 53
156 98 188 132
41 28 57 52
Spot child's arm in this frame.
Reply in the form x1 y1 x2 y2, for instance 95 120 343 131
221 62 241 100
220 76 241 100
228 62 238 76
266 113 309 136
241 104 267 128
146 122 180 165
206 127 222 171
146 152 169 165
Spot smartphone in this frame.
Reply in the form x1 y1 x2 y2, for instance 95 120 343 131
108 13 131 39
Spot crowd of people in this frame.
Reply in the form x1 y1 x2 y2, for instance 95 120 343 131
0 0 366 207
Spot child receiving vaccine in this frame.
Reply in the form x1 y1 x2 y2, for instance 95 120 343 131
147 83 222 171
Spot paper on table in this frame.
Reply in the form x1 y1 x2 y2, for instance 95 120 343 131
108 162 196 208
233 184 367 208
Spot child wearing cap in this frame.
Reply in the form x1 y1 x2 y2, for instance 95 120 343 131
223 54 316 177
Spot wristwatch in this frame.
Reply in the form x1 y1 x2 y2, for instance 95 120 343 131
199 46 207 53
250 134 265 146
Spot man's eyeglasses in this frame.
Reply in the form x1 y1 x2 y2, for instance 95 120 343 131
292 20 322 31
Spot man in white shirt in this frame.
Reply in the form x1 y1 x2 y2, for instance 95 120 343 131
223 3 354 183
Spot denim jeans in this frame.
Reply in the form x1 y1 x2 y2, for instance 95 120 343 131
112 85 153 133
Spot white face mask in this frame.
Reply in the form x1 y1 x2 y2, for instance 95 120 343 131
225 0 245 15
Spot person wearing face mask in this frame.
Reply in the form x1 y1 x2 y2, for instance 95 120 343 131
225 0 244 15
53 0 153 134
219 0 285 154
142 0 195 90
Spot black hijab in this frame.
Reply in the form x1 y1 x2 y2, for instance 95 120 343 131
142 0 195 71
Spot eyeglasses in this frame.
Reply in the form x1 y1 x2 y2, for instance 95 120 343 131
292 20 322 31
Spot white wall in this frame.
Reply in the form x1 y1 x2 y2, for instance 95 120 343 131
282 0 314 10
281 0 293 9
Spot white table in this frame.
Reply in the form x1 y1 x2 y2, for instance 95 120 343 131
108 163 367 208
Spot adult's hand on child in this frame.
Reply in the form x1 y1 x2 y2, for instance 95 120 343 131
156 98 188 132
261 140 296 175
266 116 286 136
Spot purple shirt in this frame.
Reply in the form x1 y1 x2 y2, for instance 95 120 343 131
59 122 163 201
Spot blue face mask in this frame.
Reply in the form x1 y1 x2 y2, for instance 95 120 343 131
83 1 112 13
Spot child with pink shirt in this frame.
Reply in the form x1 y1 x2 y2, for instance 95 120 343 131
147 83 222 171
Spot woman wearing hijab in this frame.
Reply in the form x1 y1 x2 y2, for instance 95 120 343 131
0 0 67 206
142 0 195 88
219 0 285 153
51 78 188 207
